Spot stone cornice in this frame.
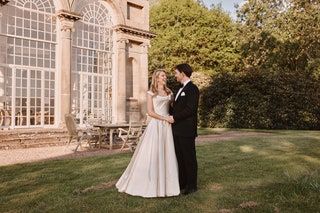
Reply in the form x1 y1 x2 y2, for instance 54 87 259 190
56 9 82 21
0 0 10 6
114 25 156 39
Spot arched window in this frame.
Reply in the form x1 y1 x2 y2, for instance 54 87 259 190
0 0 56 128
71 0 113 125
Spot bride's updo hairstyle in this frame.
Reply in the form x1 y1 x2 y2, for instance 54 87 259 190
150 69 172 96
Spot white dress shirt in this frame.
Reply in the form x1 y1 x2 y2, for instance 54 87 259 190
175 79 190 101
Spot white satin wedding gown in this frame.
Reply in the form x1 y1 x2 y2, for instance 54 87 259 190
116 91 180 197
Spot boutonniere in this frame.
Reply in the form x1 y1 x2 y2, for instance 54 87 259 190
181 92 186 96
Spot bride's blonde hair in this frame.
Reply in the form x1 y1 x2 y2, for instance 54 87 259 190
150 69 172 95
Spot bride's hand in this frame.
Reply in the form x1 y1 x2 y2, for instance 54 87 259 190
164 116 174 124
168 116 174 124
162 116 170 123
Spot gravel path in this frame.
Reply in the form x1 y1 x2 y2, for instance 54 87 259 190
0 131 269 166
196 131 270 143
0 144 123 166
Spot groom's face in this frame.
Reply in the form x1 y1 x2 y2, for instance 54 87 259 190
174 69 184 83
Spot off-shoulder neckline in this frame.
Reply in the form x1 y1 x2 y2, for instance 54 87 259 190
157 94 171 97
147 91 172 97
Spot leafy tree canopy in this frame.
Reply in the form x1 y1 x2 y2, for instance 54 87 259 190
237 0 320 77
149 0 240 79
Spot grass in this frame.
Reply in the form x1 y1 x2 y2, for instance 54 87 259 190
0 130 320 212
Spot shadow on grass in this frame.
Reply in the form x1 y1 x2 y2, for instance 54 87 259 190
196 134 320 212
0 131 319 212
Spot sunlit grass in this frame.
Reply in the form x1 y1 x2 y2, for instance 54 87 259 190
0 130 319 212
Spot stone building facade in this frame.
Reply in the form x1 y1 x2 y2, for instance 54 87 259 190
0 0 154 129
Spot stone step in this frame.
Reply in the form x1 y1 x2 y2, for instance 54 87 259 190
0 128 69 150
1 132 68 142
0 128 127 150
0 128 67 135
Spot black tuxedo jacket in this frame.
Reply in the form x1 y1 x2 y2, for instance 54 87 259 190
171 81 199 137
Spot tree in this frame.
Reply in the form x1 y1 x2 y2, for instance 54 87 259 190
149 0 239 86
237 0 320 73
199 0 320 129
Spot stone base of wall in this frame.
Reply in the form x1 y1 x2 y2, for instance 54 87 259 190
0 128 69 150
126 98 141 122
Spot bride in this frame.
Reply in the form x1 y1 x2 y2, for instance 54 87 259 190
115 69 180 198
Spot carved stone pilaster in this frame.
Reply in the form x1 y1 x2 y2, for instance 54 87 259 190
0 0 9 7
114 37 129 123
55 10 81 127
138 42 149 121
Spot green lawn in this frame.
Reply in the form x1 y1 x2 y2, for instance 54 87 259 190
1 130 320 212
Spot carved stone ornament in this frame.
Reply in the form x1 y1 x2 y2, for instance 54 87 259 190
140 42 150 48
56 10 82 32
117 38 129 44
114 25 156 39
0 0 10 7
56 9 82 21
140 42 150 53
60 19 75 32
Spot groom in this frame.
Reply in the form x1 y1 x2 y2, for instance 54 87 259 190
169 63 199 195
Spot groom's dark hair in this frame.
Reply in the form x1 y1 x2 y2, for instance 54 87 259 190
175 63 193 77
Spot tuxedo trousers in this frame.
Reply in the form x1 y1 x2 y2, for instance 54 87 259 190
173 135 198 190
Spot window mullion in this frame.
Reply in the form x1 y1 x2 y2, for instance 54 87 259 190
41 69 44 126
11 68 16 128
26 68 30 126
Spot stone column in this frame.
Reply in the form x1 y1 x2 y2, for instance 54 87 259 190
139 42 149 121
116 38 128 123
56 10 81 127
0 2 9 125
